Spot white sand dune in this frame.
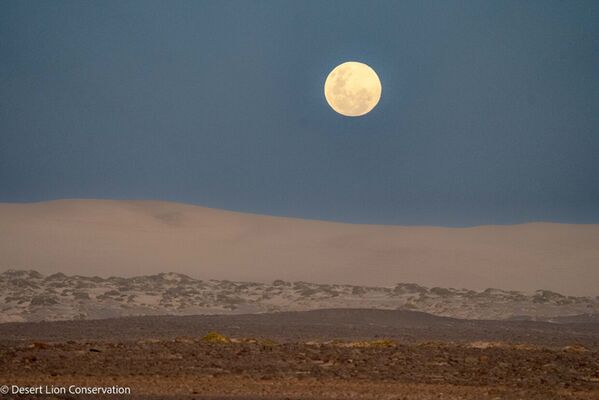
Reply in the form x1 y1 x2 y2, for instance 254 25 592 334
0 199 598 295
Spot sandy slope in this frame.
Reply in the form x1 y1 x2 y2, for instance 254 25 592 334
0 199 598 295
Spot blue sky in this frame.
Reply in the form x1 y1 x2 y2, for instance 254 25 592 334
1 0 598 226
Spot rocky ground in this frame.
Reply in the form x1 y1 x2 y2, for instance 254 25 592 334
1 310 599 399
1 336 599 399
2 309 599 347
2 270 599 323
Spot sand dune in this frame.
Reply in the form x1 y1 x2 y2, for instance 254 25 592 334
0 199 598 295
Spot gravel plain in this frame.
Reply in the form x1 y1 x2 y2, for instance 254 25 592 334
1 309 598 400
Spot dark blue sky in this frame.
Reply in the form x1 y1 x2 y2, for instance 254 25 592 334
1 0 598 226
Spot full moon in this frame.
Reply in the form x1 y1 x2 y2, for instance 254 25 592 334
324 61 382 117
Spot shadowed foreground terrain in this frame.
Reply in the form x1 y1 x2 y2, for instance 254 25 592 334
1 309 599 399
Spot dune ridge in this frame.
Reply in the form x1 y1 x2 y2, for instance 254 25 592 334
0 199 598 295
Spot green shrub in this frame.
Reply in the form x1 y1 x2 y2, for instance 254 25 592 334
259 338 278 346
201 331 231 344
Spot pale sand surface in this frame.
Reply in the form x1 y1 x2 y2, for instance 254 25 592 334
0 199 598 295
